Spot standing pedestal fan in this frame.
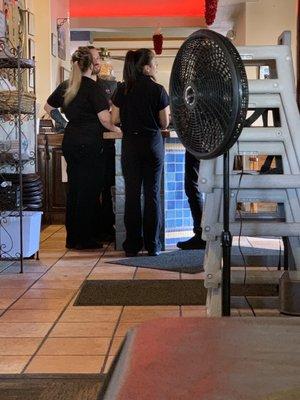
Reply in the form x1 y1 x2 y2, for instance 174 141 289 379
170 29 248 315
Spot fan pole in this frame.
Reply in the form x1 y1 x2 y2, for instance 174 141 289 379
222 151 232 316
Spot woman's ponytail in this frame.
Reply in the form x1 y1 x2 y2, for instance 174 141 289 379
123 50 137 93
123 48 154 93
64 61 82 106
63 47 93 106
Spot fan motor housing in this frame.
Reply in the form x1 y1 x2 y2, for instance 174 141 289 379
184 84 197 109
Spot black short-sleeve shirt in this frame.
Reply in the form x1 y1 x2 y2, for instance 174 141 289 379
112 75 169 136
47 76 109 126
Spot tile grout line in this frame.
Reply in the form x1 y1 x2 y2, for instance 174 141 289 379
40 226 65 243
1 226 63 273
132 266 138 279
100 305 125 374
0 250 69 318
81 242 130 374
0 260 18 274
20 242 111 374
64 240 125 368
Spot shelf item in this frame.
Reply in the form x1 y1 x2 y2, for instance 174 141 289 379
1 173 43 211
0 90 36 114
0 211 42 258
0 56 35 69
0 183 20 211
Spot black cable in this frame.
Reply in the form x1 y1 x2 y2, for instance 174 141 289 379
244 296 256 317
277 241 282 271
236 141 247 283
236 141 256 317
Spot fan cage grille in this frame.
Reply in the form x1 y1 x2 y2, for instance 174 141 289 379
170 30 248 159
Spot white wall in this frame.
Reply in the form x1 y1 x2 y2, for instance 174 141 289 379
29 0 51 114
233 3 246 46
246 0 297 66
29 0 71 113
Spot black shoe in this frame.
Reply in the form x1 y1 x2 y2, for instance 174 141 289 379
66 243 75 249
148 251 160 257
177 235 206 250
125 251 138 257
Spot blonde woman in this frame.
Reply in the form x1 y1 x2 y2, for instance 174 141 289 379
45 47 120 250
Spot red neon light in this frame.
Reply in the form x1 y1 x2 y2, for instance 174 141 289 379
70 0 205 18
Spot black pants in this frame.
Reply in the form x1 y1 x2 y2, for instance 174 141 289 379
185 151 204 234
94 141 116 240
62 130 104 247
121 134 164 253
101 141 116 235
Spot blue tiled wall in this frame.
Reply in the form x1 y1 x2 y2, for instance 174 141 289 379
163 139 193 248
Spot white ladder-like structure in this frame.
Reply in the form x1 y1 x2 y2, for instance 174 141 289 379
200 35 300 316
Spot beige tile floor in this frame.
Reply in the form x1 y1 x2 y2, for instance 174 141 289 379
0 225 281 374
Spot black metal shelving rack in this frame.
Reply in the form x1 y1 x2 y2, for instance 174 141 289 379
0 38 36 273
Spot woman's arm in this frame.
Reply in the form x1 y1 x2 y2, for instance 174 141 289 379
98 109 121 133
159 105 170 130
111 105 120 125
44 102 68 131
44 102 55 115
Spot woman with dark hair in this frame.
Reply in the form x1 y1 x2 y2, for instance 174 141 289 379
44 47 120 250
111 48 170 256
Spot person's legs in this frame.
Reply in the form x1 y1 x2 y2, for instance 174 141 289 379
121 140 143 255
99 141 116 241
64 155 78 248
63 136 104 249
177 150 206 250
142 140 164 255
74 143 104 248
62 137 79 248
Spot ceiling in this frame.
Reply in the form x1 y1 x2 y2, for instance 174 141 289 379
70 0 247 40
70 0 205 18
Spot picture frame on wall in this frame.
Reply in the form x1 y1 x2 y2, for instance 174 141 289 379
60 66 70 83
0 11 5 38
28 68 34 88
28 37 35 88
51 33 57 57
57 22 67 61
27 12 35 36
28 38 35 59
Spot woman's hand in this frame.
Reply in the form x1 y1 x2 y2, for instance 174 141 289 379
112 125 122 133
98 109 121 133
159 105 170 130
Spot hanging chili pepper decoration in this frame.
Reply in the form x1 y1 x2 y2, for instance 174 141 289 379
153 27 163 55
205 0 219 26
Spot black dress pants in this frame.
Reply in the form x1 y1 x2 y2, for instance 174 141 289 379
93 140 116 241
184 151 204 234
62 130 104 247
101 140 116 236
121 134 164 253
